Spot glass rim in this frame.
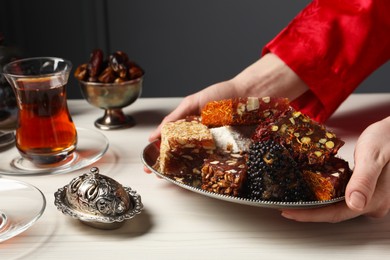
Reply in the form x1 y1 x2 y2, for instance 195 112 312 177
2 57 72 78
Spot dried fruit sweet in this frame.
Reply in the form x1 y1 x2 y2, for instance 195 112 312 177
302 157 352 201
155 96 352 202
246 140 315 202
253 109 344 165
201 96 290 127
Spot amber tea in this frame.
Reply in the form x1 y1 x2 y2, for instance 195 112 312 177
3 57 77 165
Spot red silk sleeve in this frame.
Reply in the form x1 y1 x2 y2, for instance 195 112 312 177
263 0 390 122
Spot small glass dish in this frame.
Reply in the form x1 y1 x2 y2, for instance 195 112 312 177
0 178 46 242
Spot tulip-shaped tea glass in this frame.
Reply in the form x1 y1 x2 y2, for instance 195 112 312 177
3 57 77 165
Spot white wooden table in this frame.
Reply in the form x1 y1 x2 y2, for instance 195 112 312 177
0 94 389 260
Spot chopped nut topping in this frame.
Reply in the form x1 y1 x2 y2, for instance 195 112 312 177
306 129 314 135
292 111 302 118
325 141 335 149
326 132 335 138
262 96 271 103
301 136 311 144
319 138 327 144
182 155 193 160
226 169 237 174
246 97 260 111
280 124 288 133
236 103 245 115
331 172 340 178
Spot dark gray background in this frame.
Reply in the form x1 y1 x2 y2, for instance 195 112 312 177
1 0 388 99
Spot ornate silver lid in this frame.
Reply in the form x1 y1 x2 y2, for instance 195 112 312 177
54 167 143 229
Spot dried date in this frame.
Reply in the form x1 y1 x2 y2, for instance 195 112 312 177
87 49 104 78
110 51 131 79
128 62 144 79
74 63 88 81
98 67 116 83
74 49 143 83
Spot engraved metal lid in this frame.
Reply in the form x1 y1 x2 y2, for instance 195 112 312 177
54 167 143 229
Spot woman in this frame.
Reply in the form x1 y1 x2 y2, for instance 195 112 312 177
147 0 390 223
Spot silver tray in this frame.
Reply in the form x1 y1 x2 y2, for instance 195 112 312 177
141 140 345 209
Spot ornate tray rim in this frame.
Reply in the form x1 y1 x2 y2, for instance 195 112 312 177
141 140 345 209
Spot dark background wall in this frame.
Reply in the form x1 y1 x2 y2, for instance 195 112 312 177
0 0 388 99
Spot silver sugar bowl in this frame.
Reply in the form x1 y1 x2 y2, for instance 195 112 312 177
54 167 143 229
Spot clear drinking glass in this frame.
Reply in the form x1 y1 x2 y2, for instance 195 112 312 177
3 57 77 165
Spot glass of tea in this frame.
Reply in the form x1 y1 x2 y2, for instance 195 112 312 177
3 57 77 165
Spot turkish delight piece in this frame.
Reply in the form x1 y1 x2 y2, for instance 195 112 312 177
210 125 256 153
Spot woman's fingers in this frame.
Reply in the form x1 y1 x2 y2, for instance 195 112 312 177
281 202 361 223
345 117 390 212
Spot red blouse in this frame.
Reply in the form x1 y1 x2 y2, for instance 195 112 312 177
263 0 390 123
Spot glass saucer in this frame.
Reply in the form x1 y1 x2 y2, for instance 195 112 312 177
0 178 46 242
0 128 109 176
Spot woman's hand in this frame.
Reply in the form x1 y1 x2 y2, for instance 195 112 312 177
146 53 308 174
281 116 390 222
148 53 308 142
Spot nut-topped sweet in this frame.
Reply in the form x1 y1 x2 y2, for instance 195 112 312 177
155 118 216 183
201 152 248 197
253 109 344 165
201 97 290 127
154 96 352 202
